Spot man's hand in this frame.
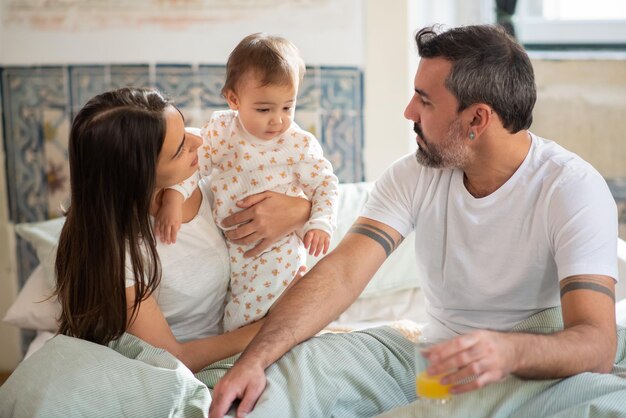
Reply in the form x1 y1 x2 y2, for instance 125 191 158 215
209 361 267 418
424 330 516 394
221 191 311 258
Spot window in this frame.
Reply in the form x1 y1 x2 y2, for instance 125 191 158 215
514 0 626 48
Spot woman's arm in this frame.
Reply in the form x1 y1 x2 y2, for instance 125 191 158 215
125 287 263 373
221 191 312 258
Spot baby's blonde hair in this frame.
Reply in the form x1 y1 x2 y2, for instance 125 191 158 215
221 33 305 97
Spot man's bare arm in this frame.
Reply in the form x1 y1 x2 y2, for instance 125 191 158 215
512 274 617 376
239 218 403 368
426 274 617 393
209 217 404 418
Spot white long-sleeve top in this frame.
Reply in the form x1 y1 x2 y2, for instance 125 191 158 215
172 110 338 236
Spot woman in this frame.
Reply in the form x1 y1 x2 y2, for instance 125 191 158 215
54 87 311 372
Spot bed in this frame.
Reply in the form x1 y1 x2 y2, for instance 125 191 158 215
2 182 626 417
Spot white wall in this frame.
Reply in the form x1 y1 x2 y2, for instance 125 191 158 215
531 58 626 179
362 0 415 181
363 0 493 180
0 1 364 66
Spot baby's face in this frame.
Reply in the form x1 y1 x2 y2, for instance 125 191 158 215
226 72 298 140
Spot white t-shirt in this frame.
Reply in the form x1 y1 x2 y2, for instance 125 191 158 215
362 133 618 340
126 179 230 342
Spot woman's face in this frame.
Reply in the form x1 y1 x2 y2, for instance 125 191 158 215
155 106 202 190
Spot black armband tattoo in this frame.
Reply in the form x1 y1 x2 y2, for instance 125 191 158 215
560 278 615 302
348 223 400 257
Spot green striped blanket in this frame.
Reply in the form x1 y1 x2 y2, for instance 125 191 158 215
1 307 624 417
377 309 626 418
204 308 626 417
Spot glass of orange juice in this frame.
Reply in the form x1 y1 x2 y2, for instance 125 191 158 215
415 338 453 404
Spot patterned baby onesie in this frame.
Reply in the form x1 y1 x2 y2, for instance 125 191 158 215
172 110 338 331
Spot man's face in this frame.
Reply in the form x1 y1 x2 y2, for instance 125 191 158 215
404 58 470 169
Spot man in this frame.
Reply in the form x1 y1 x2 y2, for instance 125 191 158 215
210 24 618 417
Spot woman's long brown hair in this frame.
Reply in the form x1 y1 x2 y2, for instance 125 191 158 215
55 87 169 345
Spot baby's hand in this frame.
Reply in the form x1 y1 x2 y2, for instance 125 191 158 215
154 191 184 244
303 229 330 257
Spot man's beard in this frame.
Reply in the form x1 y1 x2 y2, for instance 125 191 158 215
414 118 469 169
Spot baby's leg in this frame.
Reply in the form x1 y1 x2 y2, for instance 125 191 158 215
223 234 305 331
271 264 306 308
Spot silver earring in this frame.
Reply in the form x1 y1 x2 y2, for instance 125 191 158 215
469 131 475 140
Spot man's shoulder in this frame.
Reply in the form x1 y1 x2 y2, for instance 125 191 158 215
369 153 455 208
385 153 420 175
530 133 601 181
529 134 611 211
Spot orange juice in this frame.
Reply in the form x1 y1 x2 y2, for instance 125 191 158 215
416 371 452 401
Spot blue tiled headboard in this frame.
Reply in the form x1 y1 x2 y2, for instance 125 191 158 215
1 64 364 292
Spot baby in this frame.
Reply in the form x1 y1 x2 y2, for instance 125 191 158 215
156 33 339 331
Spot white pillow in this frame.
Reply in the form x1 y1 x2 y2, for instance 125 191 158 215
332 287 427 326
7 184 421 333
3 218 65 331
15 217 66 287
3 265 60 331
307 182 420 298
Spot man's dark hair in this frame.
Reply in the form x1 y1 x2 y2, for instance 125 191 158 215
416 24 536 133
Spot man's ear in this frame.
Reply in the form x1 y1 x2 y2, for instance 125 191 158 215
467 104 493 138
225 90 239 110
